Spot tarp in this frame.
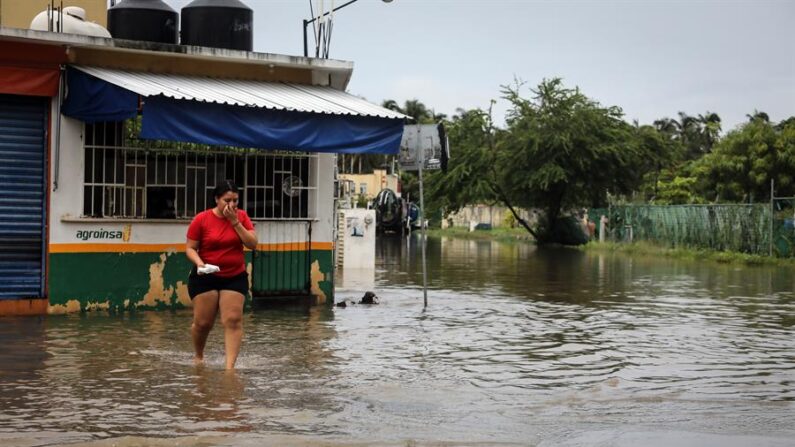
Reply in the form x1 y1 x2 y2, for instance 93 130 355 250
141 96 404 154
61 68 138 122
61 67 404 154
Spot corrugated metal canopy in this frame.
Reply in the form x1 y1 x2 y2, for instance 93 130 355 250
63 66 406 154
73 65 407 120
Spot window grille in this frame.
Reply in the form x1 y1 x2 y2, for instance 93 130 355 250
83 120 317 220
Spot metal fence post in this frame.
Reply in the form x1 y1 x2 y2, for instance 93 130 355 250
607 203 612 242
419 146 428 308
770 179 775 257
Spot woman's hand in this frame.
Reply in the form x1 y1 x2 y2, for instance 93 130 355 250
225 208 257 250
223 204 239 224
186 238 205 269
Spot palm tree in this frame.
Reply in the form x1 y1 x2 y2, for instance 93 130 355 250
403 99 433 123
675 112 705 160
381 99 404 113
381 98 438 124
432 111 448 122
746 110 770 123
653 117 679 139
698 111 721 152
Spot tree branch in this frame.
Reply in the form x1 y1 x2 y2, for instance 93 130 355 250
488 181 538 239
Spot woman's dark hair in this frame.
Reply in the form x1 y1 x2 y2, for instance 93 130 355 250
214 180 239 198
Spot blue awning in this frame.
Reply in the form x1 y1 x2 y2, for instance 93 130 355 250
61 68 139 122
62 67 406 154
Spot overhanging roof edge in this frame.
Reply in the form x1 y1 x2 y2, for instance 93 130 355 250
69 65 409 120
0 27 353 72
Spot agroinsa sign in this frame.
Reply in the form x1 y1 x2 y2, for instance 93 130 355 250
75 225 132 242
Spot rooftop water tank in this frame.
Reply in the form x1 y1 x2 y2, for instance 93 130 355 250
181 0 253 51
30 7 112 38
107 0 179 44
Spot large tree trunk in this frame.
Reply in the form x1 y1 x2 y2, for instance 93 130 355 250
540 187 566 244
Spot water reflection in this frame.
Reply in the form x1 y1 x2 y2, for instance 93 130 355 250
1 236 794 445
179 368 250 433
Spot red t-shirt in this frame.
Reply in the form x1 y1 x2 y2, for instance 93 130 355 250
187 209 255 278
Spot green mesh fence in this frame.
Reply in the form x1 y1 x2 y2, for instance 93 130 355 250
773 198 795 258
588 204 781 256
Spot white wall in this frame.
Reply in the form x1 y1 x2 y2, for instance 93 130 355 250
340 208 376 269
313 153 336 243
48 112 337 246
446 204 539 230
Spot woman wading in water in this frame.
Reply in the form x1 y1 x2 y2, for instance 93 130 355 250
186 180 257 369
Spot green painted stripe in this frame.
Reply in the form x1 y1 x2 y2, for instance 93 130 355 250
48 250 334 312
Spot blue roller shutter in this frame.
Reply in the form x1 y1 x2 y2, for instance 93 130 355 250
0 94 47 299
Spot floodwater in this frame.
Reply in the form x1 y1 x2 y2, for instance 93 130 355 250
1 236 794 447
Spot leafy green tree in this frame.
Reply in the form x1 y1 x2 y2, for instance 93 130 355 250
431 79 649 244
653 169 704 205
496 79 646 242
426 107 498 223
635 124 684 200
695 116 795 202
775 116 795 131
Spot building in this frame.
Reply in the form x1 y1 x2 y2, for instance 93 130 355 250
338 169 400 204
0 0 107 28
0 26 405 316
444 205 538 230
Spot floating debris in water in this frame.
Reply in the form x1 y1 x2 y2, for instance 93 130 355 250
359 291 379 304
335 291 380 307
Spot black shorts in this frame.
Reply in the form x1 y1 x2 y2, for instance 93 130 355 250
187 268 249 299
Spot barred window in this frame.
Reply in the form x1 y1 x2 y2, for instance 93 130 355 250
83 121 316 220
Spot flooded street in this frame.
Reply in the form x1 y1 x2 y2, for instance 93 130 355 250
2 236 794 446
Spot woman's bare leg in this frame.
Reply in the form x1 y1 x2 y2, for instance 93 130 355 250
192 291 220 364
219 290 245 370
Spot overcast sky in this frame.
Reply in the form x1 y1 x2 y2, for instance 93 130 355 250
159 0 794 131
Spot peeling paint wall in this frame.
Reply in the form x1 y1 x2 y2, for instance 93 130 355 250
139 252 179 308
48 251 194 313
47 250 334 313
310 260 327 304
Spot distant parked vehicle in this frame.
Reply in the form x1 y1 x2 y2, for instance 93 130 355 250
374 189 403 234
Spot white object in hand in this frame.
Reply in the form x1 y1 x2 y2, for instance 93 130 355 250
197 264 220 275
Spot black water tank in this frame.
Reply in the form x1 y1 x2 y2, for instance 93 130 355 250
181 0 253 51
107 0 179 44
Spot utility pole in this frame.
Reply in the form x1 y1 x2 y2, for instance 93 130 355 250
418 142 428 308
